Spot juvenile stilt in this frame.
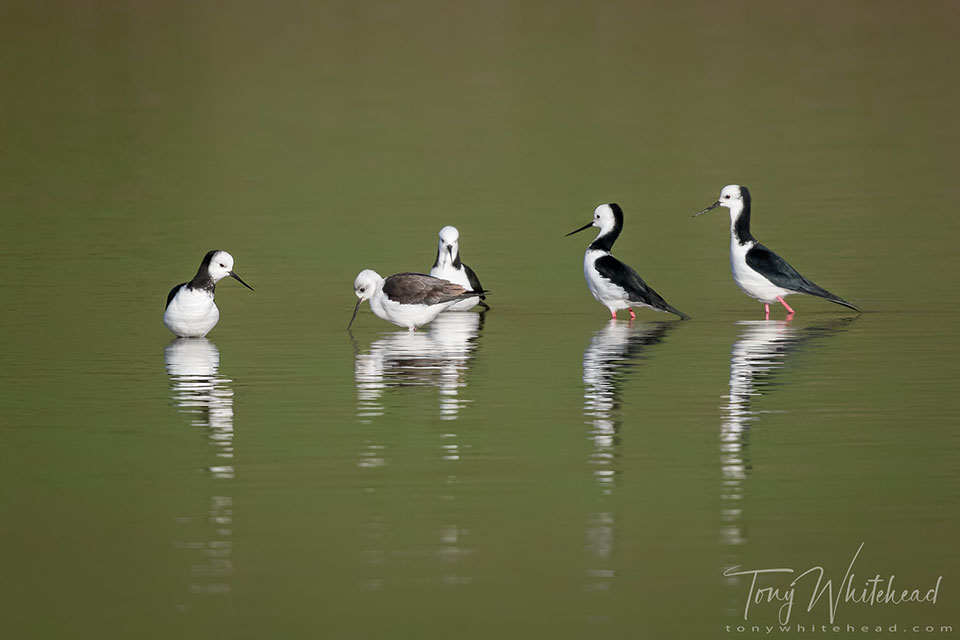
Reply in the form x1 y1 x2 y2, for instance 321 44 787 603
349 270 485 331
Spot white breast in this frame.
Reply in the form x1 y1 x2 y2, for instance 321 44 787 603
583 250 630 312
730 240 791 303
164 286 220 337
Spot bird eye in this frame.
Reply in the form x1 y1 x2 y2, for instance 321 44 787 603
359 287 365 292
724 195 731 199
219 263 226 267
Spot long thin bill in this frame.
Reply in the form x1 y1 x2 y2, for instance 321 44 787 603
230 272 255 290
564 221 594 237
348 298 364 330
694 201 721 217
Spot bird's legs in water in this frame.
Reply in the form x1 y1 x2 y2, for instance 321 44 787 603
628 308 636 320
765 298 796 320
777 296 795 315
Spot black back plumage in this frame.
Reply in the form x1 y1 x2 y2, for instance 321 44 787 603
594 255 691 320
736 191 859 311
745 246 859 311
462 263 488 305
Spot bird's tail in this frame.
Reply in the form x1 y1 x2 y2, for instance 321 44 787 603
459 288 490 300
800 282 860 312
660 302 691 321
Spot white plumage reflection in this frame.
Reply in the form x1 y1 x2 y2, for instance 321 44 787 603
719 318 855 549
354 312 483 424
580 320 673 600
164 337 236 604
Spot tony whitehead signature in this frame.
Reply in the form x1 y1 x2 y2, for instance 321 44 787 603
724 543 943 624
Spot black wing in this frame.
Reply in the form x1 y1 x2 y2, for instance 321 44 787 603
462 263 488 302
595 255 690 320
746 244 859 311
165 283 186 309
383 273 474 305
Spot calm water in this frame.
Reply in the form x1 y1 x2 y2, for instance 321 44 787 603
2 1 958 638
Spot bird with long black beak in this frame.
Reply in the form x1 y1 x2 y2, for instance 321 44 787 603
567 203 689 321
695 184 859 319
163 250 254 337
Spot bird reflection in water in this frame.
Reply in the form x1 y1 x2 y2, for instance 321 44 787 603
581 320 673 606
354 312 483 425
720 317 855 549
353 312 483 589
165 337 235 604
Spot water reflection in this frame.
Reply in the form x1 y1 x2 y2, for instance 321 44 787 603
165 337 235 605
580 320 674 608
582 320 673 491
354 312 483 424
353 313 483 590
719 318 855 549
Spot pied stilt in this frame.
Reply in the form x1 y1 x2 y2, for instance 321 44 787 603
163 250 254 337
695 185 859 318
567 203 690 321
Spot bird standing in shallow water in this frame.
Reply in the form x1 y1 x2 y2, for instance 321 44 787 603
429 225 489 311
163 250 254 337
695 185 859 319
567 203 690 321
349 270 486 331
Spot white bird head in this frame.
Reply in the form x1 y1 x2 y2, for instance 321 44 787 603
695 184 750 219
349 269 384 329
201 250 254 290
565 203 623 239
436 225 461 267
353 269 383 301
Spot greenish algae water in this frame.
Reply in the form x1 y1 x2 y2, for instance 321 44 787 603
1 1 958 638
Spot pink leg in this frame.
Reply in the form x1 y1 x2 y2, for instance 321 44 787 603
777 296 795 315
764 303 770 320
628 308 636 320
610 309 617 319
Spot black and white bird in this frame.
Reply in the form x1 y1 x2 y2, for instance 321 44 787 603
695 185 860 318
349 270 487 331
429 225 489 311
163 250 254 337
566 203 690 321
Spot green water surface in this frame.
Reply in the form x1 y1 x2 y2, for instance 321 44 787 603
1 2 958 638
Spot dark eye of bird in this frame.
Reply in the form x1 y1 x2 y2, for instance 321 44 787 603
724 195 730 199
220 263 226 267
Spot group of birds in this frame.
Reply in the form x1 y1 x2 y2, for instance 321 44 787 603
162 184 860 338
